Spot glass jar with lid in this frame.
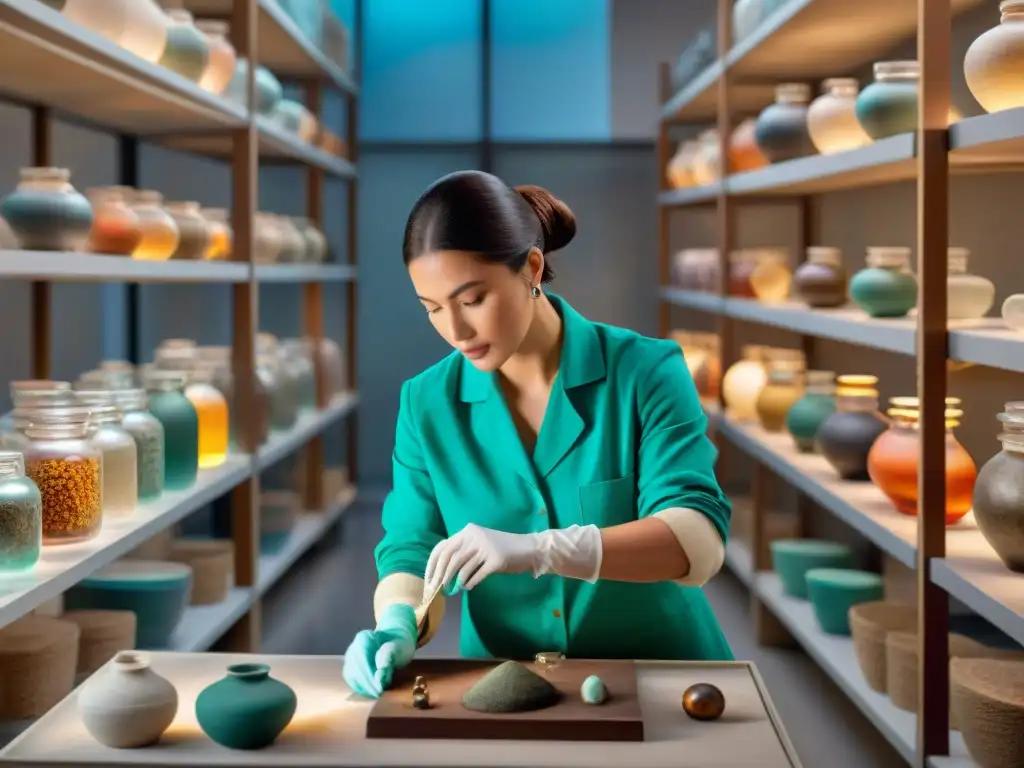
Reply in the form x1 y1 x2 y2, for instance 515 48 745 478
23 406 103 545
186 366 229 469
144 370 199 491
113 389 164 502
281 338 317 409
257 334 301 429
2 382 75 450
75 395 138 519
0 450 42 572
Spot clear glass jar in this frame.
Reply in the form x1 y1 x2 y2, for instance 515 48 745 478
144 370 199 491
113 389 165 502
258 334 301 429
281 338 317 409
185 367 229 469
81 402 138 519
947 248 995 320
1 382 74 449
0 450 42 572
23 407 103 545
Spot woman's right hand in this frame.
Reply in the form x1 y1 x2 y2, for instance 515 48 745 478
342 603 418 698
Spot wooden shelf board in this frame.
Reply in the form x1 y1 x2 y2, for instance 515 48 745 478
0 0 246 133
181 0 357 94
724 538 754 587
0 252 251 283
658 182 721 207
932 552 1024 648
255 263 356 283
949 323 1024 373
0 455 251 629
756 573 969 764
660 286 726 313
256 393 359 471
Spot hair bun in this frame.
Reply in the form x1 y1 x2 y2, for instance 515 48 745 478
514 185 576 254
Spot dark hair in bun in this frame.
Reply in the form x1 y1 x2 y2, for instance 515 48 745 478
403 170 576 283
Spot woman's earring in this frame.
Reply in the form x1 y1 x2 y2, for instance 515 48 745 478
531 285 541 299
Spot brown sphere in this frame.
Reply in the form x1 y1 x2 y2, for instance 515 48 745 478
682 683 725 721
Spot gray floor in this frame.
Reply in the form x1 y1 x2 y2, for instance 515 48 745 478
263 500 906 768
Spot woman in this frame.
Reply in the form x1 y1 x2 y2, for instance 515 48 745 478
343 170 732 699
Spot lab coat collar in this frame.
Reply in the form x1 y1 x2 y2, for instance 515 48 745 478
457 293 606 403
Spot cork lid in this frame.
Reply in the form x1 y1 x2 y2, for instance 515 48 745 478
169 538 235 563
0 616 80 656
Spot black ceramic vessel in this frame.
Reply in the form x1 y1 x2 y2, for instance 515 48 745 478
816 410 887 481
973 449 1024 572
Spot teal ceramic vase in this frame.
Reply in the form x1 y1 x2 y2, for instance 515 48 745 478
850 247 918 318
225 60 283 116
196 663 297 750
159 10 209 82
143 370 199 492
0 167 93 251
785 370 837 452
754 83 817 163
770 539 853 599
855 61 920 140
806 568 885 635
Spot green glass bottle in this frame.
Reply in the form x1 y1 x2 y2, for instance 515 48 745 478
144 371 198 491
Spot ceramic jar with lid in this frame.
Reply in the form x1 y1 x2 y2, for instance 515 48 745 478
0 167 94 251
856 61 921 140
270 100 319 144
0 450 42 573
794 247 847 307
255 213 284 263
673 249 720 292
947 248 995 320
850 247 918 318
722 345 769 421
754 83 817 163
868 397 977 525
159 9 209 82
729 118 768 173
274 216 307 263
756 366 804 433
130 191 180 261
294 218 327 262
808 78 873 154
816 375 888 481
59 0 168 64
225 60 283 115
195 20 236 95
973 402 1024 571
164 202 211 261
77 651 178 748
964 1 1024 114
692 130 722 186
667 140 701 189
85 188 142 256
785 370 838 452
749 249 793 303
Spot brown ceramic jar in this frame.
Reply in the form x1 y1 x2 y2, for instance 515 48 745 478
164 202 210 260
795 246 848 308
755 366 804 432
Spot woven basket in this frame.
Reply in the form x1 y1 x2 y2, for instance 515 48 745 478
849 601 917 693
0 616 80 718
62 610 136 679
168 539 234 605
127 527 175 560
952 657 1024 768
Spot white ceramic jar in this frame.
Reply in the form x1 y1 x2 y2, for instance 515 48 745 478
807 78 873 154
61 0 168 64
947 248 995 320
965 1 1024 114
77 651 178 748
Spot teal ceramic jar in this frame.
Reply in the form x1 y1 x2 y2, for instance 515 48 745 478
159 9 210 83
0 167 94 251
855 60 920 140
786 370 837 453
0 450 42 573
770 539 853 599
196 663 297 750
806 568 885 635
754 83 817 163
850 247 918 318
143 371 198 492
225 60 283 116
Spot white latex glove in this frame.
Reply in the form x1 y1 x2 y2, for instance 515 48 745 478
424 522 603 595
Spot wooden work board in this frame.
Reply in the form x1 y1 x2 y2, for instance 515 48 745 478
366 658 645 742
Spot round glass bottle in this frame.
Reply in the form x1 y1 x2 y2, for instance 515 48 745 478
722 345 769 421
755 367 804 433
83 404 138 519
807 78 873 155
23 406 102 545
786 370 838 452
1 381 73 449
200 208 232 260
130 191 180 261
749 249 793 303
964 1 1024 114
816 375 888 481
754 83 817 163
850 247 918 318
281 339 317 409
867 397 977 525
113 389 165 502
794 247 848 308
856 61 921 140
144 371 199 491
185 366 229 470
973 402 1024 571
947 248 995 320
85 188 142 256
164 202 211 261
0 451 42 573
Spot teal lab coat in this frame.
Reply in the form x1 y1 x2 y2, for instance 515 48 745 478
375 294 733 661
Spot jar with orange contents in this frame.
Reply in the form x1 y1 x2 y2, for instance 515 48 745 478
186 366 230 469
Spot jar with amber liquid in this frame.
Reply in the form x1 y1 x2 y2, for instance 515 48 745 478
867 397 977 525
86 188 142 255
749 249 793 303
756 366 804 433
200 208 233 260
130 191 180 261
722 345 769 421
186 366 229 469
816 375 888 480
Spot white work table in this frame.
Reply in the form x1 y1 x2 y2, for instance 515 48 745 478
0 653 801 768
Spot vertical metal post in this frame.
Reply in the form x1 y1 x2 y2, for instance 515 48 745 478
344 0 362 487
656 62 672 339
916 0 951 763
119 136 141 364
30 107 52 380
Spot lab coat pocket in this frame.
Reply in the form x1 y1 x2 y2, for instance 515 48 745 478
577 473 636 526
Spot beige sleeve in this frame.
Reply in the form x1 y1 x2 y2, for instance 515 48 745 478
373 572 446 648
651 507 726 587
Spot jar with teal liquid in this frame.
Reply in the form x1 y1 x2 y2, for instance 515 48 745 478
786 370 838 453
855 61 920 140
850 247 918 318
144 371 198 492
0 450 42 573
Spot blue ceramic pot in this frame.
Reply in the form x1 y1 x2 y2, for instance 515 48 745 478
64 561 192 649
196 663 297 750
850 250 918 318
160 10 210 83
0 168 93 251
855 61 920 140
754 83 816 163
